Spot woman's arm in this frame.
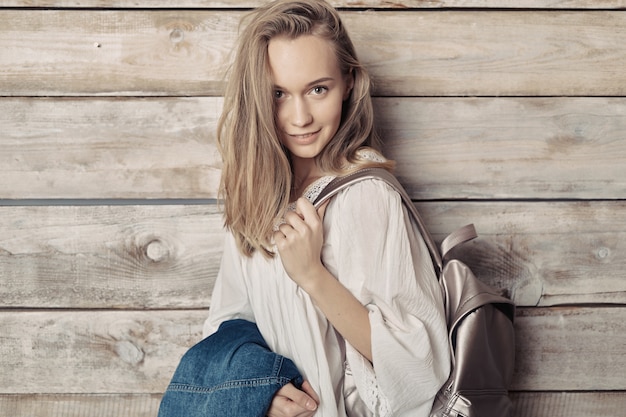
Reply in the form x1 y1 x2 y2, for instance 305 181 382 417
331 179 450 415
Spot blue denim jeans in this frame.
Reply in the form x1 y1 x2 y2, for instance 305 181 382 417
158 319 304 417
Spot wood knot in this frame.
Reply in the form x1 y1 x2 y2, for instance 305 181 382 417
596 246 610 261
169 28 184 44
114 340 144 366
145 239 169 263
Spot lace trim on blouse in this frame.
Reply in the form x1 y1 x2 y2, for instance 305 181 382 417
346 337 393 416
288 175 336 209
354 148 386 164
273 175 335 231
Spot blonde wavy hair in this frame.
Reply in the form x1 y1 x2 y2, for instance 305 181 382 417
217 0 394 257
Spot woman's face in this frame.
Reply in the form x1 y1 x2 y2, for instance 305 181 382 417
268 34 353 168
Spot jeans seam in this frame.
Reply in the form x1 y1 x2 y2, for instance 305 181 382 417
272 355 283 378
167 377 293 394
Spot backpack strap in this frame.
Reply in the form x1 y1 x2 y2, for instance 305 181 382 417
314 167 461 273
440 224 477 261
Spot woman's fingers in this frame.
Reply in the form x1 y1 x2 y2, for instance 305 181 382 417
295 198 322 225
273 197 328 286
282 198 327 232
280 382 318 411
300 380 320 405
275 200 316 243
283 210 305 232
267 382 318 417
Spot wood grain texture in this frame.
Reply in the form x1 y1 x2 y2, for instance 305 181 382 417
0 394 162 417
2 0 626 9
513 307 626 391
0 10 239 96
511 391 626 417
1 308 624 393
0 310 204 394
377 97 626 200
2 97 625 200
0 205 222 309
0 97 222 199
2 10 625 96
2 201 625 309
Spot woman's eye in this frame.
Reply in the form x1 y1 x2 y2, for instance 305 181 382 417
312 86 328 95
274 90 284 99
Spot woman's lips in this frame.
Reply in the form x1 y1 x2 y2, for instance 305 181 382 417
288 129 321 144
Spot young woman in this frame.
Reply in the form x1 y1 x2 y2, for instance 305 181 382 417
162 1 450 416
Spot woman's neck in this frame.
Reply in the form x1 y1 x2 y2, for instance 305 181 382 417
289 155 350 199
292 173 323 200
291 158 324 200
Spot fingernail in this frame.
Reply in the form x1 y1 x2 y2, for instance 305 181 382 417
306 400 317 410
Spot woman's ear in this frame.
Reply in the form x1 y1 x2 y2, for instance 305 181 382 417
343 69 355 100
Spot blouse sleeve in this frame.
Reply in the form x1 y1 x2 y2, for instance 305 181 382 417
202 231 255 338
326 179 451 417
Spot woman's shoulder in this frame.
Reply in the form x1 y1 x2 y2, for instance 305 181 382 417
321 149 397 208
338 148 398 199
330 175 404 224
337 174 399 202
325 174 409 248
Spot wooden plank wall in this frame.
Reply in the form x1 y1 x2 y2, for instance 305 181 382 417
1 1 625 416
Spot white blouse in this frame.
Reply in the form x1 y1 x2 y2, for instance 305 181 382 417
204 176 450 417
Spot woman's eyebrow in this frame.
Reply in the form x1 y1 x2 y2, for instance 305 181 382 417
273 77 335 91
306 77 334 87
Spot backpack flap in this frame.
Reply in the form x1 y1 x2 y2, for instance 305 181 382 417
442 259 516 331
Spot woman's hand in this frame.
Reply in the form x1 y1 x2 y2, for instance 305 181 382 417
274 198 329 291
267 381 320 417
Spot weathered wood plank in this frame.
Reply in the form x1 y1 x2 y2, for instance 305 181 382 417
379 97 626 200
512 307 626 390
0 205 222 309
2 201 625 309
0 310 203 393
0 394 162 417
1 10 625 96
511 391 626 417
0 97 222 199
2 0 625 8
353 11 626 97
0 307 624 393
0 10 239 96
2 391 626 417
2 97 625 200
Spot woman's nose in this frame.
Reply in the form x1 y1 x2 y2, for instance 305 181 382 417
290 98 313 127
